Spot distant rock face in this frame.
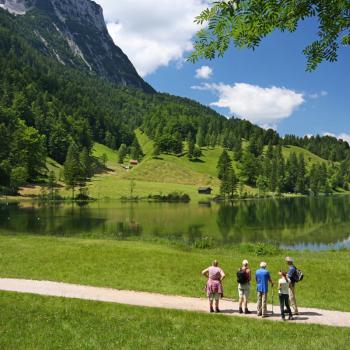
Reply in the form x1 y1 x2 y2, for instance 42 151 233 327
0 0 154 92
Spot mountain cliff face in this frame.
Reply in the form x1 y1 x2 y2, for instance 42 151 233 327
0 0 154 92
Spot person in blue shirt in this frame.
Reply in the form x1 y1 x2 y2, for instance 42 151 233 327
286 257 299 315
255 262 274 317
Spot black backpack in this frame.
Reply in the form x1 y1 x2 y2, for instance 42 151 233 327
291 267 304 283
237 269 249 284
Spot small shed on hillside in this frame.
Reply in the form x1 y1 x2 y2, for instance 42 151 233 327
130 160 139 166
198 187 213 195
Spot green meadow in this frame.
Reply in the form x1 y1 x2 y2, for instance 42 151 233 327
0 235 349 312
0 292 349 350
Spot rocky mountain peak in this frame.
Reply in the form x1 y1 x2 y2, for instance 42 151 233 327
0 0 154 92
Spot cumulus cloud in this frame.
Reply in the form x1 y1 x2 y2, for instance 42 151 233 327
192 82 305 126
195 65 213 79
323 132 350 144
95 0 209 77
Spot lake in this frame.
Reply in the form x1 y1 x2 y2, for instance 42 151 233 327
1 196 349 251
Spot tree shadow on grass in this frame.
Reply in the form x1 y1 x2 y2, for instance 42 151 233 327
190 159 205 163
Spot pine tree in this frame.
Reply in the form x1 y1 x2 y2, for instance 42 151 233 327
295 154 306 194
196 127 205 148
193 145 202 160
118 144 128 164
266 141 274 159
64 141 82 199
80 147 92 179
187 132 195 159
309 164 320 195
233 138 242 161
217 149 232 180
240 150 259 186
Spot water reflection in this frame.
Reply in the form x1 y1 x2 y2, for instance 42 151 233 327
0 196 350 250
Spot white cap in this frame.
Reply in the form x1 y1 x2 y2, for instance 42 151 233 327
260 262 267 268
285 257 294 263
242 259 249 266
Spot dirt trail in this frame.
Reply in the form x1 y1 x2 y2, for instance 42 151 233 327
1 278 349 328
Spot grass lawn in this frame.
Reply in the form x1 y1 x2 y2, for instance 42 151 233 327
0 235 349 312
0 292 349 350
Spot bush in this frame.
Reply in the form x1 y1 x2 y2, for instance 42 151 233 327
193 237 216 249
254 242 281 256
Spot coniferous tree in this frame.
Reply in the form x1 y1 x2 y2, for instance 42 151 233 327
217 149 232 180
196 127 205 148
118 144 128 164
187 132 195 159
233 138 243 161
240 150 259 186
295 154 306 194
309 164 320 195
80 147 92 179
193 145 202 160
64 141 82 199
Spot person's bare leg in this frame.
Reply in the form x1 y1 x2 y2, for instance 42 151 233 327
239 295 244 313
209 298 214 312
215 299 220 312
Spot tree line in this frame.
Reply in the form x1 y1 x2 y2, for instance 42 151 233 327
0 10 349 197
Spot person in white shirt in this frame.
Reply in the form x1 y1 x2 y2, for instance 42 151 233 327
278 271 294 321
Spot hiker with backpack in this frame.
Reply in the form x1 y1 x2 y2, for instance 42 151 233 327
237 259 251 314
202 260 226 313
286 256 303 315
255 262 274 318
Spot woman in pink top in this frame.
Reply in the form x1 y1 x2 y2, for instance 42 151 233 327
202 260 226 313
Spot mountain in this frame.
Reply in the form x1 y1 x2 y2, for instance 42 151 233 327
0 0 349 196
0 0 154 92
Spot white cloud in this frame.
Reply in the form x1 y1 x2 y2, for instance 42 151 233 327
308 90 328 99
195 65 213 79
192 82 305 126
323 132 350 144
95 0 209 77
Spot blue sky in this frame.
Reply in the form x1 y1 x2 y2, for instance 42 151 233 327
96 1 349 141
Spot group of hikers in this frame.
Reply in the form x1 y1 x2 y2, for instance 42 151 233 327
202 257 302 321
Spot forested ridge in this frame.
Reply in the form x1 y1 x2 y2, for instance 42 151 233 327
0 7 349 196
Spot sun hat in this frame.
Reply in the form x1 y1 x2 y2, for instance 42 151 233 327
285 257 294 263
260 262 267 268
242 259 249 266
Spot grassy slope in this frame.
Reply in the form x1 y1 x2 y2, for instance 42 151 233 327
1 292 349 350
0 235 349 312
19 133 334 200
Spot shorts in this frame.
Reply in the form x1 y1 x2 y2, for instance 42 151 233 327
209 293 220 301
238 287 250 298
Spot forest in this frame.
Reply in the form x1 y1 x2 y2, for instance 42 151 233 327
0 13 349 196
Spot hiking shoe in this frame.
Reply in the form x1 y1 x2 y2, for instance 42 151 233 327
210 307 214 313
293 312 299 316
215 308 221 313
239 307 243 314
244 309 251 314
257 313 262 317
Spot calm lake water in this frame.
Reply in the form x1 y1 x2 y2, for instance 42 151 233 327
1 196 350 251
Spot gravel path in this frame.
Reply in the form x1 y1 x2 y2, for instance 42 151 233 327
1 278 349 328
